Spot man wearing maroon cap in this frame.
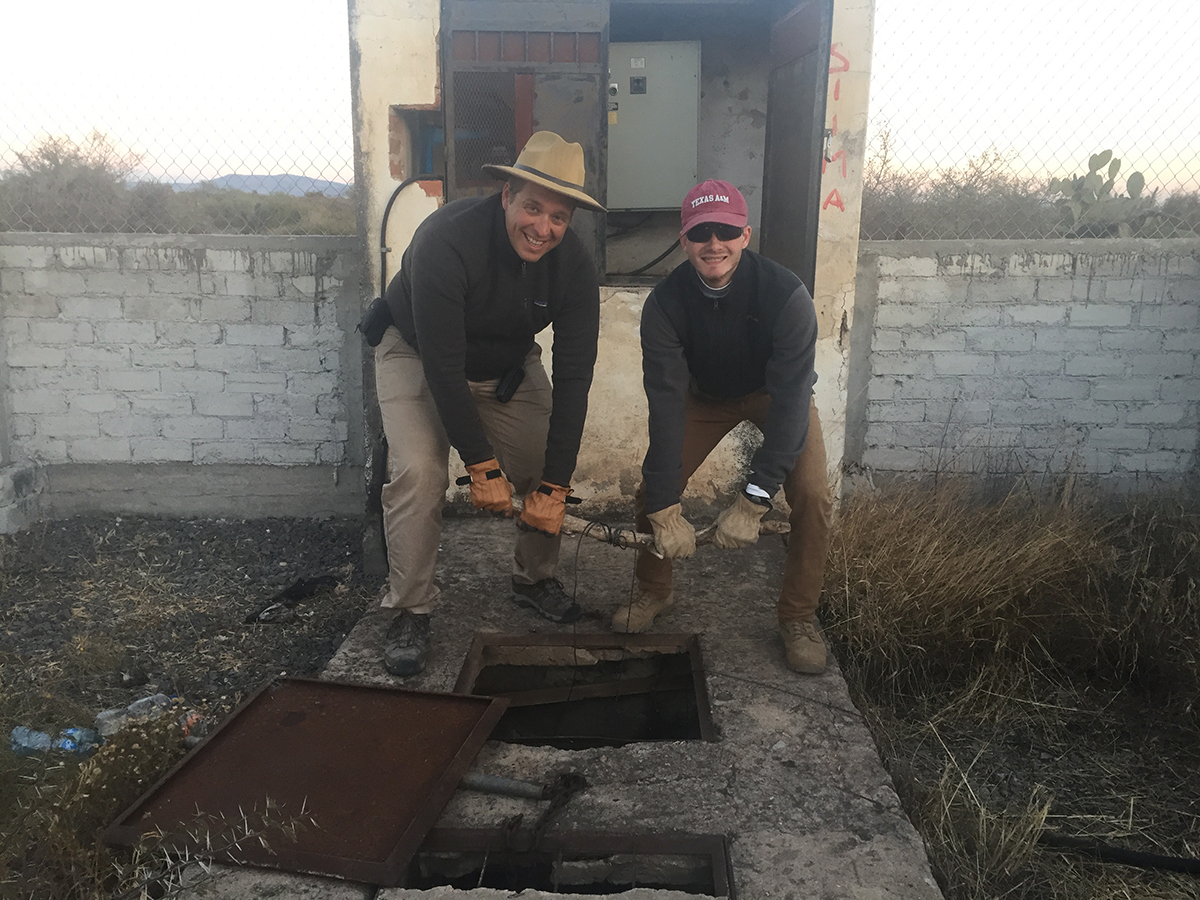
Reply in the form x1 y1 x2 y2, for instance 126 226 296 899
611 179 833 674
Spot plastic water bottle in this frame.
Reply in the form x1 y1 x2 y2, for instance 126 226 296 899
10 726 52 755
94 692 174 737
10 726 101 756
53 727 102 755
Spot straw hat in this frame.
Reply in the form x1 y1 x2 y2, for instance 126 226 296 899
483 131 605 212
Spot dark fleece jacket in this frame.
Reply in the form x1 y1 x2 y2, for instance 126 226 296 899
384 192 599 486
640 250 818 512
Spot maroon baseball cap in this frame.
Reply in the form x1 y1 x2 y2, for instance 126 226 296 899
680 179 748 235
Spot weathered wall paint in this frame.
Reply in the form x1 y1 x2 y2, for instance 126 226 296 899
812 0 874 492
348 0 442 299
5 234 1193 530
0 234 368 527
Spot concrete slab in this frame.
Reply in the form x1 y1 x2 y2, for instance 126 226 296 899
183 515 943 899
178 863 373 898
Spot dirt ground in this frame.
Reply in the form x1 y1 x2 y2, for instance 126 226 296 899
0 515 380 728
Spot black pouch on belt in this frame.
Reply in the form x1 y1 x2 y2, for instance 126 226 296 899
495 365 525 403
357 296 393 347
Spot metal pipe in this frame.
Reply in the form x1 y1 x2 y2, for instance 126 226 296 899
459 771 547 800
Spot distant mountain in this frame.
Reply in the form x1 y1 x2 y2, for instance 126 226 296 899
173 174 353 198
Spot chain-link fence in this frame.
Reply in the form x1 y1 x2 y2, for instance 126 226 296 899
864 0 1200 240
3 2 1198 239
0 1 355 236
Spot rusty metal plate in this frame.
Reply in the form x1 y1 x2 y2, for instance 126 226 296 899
104 678 507 885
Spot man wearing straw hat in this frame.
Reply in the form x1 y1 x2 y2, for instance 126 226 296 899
612 179 833 675
372 131 605 676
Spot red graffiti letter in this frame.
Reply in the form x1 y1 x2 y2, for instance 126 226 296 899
822 189 845 212
833 79 841 101
822 150 846 177
829 43 850 73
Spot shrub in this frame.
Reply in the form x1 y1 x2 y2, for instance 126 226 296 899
0 132 138 232
0 133 355 235
861 129 1198 240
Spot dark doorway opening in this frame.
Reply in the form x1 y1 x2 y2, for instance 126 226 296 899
455 633 716 749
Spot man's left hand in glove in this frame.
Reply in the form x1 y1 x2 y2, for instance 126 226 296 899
518 481 572 536
712 489 771 549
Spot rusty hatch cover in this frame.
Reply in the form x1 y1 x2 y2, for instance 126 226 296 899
104 678 508 885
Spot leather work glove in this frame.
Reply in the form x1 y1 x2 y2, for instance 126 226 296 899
646 503 696 559
465 458 514 515
712 492 769 549
518 481 571 536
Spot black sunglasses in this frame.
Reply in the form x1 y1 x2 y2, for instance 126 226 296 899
685 222 745 243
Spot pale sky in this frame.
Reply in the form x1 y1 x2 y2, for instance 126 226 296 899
869 0 1200 194
2 0 1197 194
2 0 355 183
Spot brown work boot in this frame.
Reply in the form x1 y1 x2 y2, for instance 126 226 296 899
611 590 675 633
780 619 827 674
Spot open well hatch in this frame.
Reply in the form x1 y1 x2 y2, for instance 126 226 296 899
412 828 735 896
455 633 716 749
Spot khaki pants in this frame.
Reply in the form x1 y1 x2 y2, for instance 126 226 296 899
635 392 833 624
374 327 561 612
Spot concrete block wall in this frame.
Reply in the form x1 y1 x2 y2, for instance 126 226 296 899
847 240 1200 487
5 233 1197 529
0 234 367 524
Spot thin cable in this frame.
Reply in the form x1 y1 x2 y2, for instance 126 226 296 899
566 516 643 697
612 239 681 277
606 212 654 239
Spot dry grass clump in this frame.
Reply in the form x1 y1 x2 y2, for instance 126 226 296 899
919 756 1051 898
825 481 1117 699
825 480 1200 900
1 710 311 900
0 713 188 899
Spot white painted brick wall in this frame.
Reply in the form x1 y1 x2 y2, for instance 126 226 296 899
857 241 1200 481
1 235 359 469
6 235 1193 500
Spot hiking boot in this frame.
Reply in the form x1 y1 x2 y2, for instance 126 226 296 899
780 619 827 674
382 611 431 676
611 590 675 633
511 578 582 623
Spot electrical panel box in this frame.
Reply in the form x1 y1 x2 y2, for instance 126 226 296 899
607 41 701 210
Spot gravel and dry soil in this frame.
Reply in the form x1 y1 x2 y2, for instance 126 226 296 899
0 515 379 727
0 515 383 899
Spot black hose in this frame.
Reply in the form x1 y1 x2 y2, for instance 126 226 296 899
1040 831 1200 874
379 175 443 292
